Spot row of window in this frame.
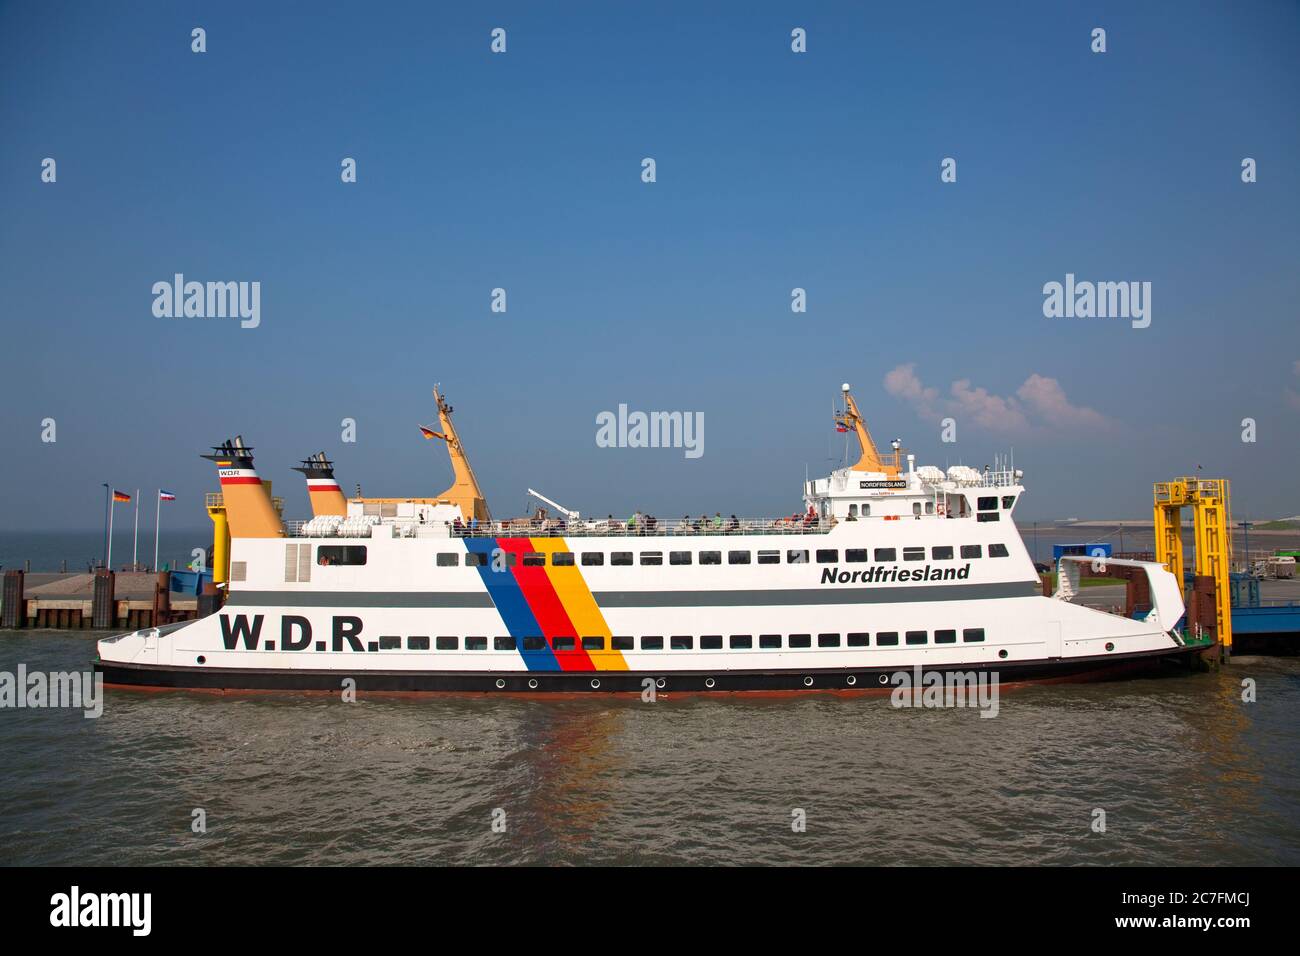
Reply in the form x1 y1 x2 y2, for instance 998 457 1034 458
381 629 987 652
425 544 1011 568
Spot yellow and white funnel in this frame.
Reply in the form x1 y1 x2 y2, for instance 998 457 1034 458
200 437 286 538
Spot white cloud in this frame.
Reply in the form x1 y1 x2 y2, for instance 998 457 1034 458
883 364 1113 433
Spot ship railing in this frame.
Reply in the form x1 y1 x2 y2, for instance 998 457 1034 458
454 517 838 537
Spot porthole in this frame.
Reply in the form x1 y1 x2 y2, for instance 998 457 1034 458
655 677 666 689
590 678 601 690
704 677 716 689
846 675 857 686
803 676 814 687
495 678 506 689
877 674 889 685
527 678 538 690
998 650 1008 659
1105 642 1115 652
196 655 206 665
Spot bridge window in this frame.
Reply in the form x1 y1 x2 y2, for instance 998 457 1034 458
552 551 575 567
318 545 367 566
641 636 664 650
700 551 722 565
729 550 751 565
989 543 1010 558
962 628 985 643
1002 496 1016 510
977 512 1000 522
932 546 954 560
436 636 458 650
961 545 982 559
494 636 516 651
978 496 998 511
847 632 870 647
759 634 782 649
611 552 633 566
581 552 604 566
874 548 896 562
640 552 664 566
436 553 459 567
729 635 753 649
818 633 841 648
700 635 723 650
465 636 487 651
876 632 899 646
670 551 692 565
582 636 604 651
407 636 430 651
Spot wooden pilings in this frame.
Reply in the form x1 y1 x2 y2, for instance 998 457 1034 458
1 570 24 628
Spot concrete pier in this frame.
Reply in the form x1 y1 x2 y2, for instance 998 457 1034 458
0 569 199 630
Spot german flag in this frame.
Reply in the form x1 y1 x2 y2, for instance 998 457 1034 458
419 425 445 440
113 490 131 502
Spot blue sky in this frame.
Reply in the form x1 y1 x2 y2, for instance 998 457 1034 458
1 0 1297 530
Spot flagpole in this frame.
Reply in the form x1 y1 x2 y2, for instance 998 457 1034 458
132 488 140 569
155 490 161 572
107 497 115 570
101 483 110 569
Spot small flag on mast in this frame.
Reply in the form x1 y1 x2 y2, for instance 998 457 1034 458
159 490 176 502
112 490 132 502
419 425 446 440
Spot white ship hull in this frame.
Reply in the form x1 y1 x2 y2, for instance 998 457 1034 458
96 523 1205 694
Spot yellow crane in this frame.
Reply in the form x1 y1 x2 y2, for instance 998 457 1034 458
1154 477 1232 655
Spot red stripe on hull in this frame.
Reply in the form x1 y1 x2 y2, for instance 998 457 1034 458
494 537 593 671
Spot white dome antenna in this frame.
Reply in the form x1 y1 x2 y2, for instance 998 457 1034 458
841 382 851 392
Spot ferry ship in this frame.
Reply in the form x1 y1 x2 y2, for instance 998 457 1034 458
96 385 1208 694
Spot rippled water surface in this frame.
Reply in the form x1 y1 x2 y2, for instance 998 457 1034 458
1 631 1297 865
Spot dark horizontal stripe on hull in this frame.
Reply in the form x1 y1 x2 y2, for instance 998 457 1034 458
227 591 494 608
224 581 1039 609
96 643 1206 694
594 582 1038 606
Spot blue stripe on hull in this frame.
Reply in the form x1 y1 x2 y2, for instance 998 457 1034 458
464 537 561 671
